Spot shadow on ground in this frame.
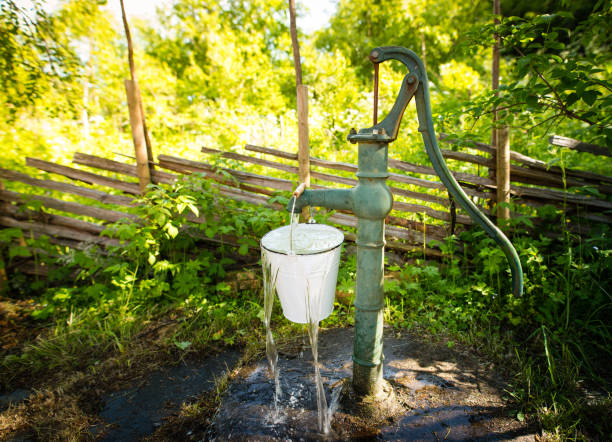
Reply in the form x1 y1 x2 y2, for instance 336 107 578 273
91 351 240 441
1 328 536 440
210 328 535 441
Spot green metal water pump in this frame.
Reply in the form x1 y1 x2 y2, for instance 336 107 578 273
288 46 523 396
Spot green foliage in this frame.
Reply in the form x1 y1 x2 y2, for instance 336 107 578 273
315 0 489 83
460 4 611 146
0 0 80 115
0 0 610 438
379 213 612 438
0 174 289 385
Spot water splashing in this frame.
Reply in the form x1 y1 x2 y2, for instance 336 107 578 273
261 202 343 434
262 255 282 421
305 276 333 434
327 383 343 426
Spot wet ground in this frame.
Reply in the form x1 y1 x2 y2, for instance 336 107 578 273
210 328 535 441
1 328 536 440
90 351 240 440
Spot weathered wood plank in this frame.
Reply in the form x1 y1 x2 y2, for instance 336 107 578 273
197 152 476 224
178 171 453 248
0 216 120 247
208 146 452 205
440 133 612 185
0 167 135 206
390 159 496 188
243 144 494 200
26 158 140 194
392 201 473 225
3 204 107 235
509 184 612 210
158 154 295 192
0 189 139 223
73 153 177 184
441 149 612 192
549 135 611 157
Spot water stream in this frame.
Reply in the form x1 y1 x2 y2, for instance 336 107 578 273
306 308 331 434
304 258 334 434
261 201 339 434
262 253 282 422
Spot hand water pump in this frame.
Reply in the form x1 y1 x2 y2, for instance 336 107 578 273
288 46 524 396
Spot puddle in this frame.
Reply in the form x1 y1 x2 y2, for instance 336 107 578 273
379 406 492 440
211 328 535 441
0 389 30 411
91 351 240 441
211 329 353 440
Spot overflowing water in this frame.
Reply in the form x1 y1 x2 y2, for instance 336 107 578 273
262 254 282 422
260 202 343 434
305 296 331 434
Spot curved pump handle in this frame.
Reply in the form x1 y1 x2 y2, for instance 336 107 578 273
347 47 423 144
354 46 524 297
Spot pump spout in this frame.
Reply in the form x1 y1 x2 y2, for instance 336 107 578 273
287 188 354 214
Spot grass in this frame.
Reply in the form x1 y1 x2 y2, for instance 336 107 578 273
1 177 610 439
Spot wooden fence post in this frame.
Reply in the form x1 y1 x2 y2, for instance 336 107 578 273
297 84 310 189
120 0 153 191
289 0 310 219
490 0 501 184
125 79 151 194
496 127 510 221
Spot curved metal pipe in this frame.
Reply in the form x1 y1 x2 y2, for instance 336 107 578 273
370 46 523 297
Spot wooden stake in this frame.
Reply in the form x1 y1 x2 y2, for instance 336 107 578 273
288 0 302 86
289 0 310 219
490 0 501 180
496 126 510 222
120 0 154 175
297 84 310 190
125 79 151 193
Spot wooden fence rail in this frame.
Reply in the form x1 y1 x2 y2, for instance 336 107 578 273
1 133 610 277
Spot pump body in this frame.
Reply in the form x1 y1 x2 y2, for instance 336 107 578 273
289 46 523 396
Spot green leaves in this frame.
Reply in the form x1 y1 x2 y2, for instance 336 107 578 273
457 5 611 146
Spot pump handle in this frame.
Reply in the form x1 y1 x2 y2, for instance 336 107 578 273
370 46 524 297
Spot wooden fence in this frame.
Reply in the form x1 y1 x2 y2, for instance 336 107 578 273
1 135 611 276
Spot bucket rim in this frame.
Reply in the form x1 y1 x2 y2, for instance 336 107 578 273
261 242 343 256
260 223 344 255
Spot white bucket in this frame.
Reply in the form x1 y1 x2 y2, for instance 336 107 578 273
261 223 344 324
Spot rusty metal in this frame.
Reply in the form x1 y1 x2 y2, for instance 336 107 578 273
373 63 379 126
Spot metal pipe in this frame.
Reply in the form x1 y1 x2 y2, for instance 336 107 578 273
287 188 354 213
373 63 379 126
287 46 523 397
